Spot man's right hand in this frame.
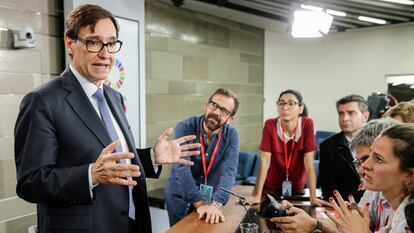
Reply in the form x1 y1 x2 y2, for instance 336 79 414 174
197 205 225 224
92 141 141 186
271 205 317 233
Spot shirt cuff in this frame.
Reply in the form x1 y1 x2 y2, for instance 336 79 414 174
88 164 99 199
150 148 159 173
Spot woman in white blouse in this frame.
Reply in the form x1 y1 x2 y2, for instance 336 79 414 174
328 123 414 233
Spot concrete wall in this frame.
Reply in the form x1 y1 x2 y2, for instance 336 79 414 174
145 1 264 190
0 1 64 232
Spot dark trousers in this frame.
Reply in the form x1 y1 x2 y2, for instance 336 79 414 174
129 218 137 233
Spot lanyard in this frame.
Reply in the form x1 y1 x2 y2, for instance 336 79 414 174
280 120 298 180
199 123 224 184
374 199 385 232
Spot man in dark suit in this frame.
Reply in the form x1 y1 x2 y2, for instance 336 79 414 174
319 94 369 202
14 4 199 233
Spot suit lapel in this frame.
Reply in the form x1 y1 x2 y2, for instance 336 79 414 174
337 132 359 177
103 86 145 174
61 69 112 148
61 69 144 174
103 87 136 152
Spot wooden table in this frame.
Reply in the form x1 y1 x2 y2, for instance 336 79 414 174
166 185 254 233
167 185 327 233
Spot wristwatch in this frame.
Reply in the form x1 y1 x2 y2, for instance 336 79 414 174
211 201 223 208
313 219 322 233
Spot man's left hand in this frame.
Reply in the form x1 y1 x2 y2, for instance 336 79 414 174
153 128 200 166
197 205 225 224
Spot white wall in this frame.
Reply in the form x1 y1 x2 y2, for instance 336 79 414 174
264 22 414 132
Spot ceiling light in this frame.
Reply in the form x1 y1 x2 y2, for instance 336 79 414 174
358 16 387 24
146 24 172 37
379 0 414 5
180 34 199 43
410 85 414 89
326 9 347 17
291 10 333 38
387 75 414 85
300 4 322 12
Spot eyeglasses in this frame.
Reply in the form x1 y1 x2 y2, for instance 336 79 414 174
208 100 232 116
352 156 369 167
76 37 123 53
276 101 299 109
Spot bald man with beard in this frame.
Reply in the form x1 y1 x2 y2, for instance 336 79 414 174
165 88 240 226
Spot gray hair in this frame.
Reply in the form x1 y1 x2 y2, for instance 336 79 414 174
350 117 400 151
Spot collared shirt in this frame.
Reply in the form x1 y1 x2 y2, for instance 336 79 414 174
260 116 317 193
345 134 357 160
165 115 240 217
70 65 130 157
386 196 409 233
359 190 393 232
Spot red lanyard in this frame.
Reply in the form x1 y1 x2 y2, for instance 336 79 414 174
280 120 298 180
374 199 385 231
199 125 224 184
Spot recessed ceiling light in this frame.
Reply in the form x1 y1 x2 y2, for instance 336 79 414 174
326 9 347 17
300 4 323 12
358 16 387 24
379 0 414 5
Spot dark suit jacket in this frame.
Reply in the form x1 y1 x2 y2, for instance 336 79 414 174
319 132 361 201
14 69 161 233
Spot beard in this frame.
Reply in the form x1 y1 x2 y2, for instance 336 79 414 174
205 113 222 131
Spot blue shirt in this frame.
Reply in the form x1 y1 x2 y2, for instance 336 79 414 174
165 115 240 219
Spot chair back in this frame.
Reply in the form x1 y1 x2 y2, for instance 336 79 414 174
237 152 256 178
314 130 335 159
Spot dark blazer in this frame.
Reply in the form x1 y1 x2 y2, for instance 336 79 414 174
319 132 361 201
14 69 161 233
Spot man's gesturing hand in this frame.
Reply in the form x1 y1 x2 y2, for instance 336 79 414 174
153 128 201 166
92 141 141 186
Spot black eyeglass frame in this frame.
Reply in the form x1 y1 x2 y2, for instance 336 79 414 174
352 157 369 167
76 37 123 53
208 100 233 117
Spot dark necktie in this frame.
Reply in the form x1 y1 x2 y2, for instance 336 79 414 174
92 88 135 220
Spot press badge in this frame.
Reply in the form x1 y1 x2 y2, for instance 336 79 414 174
199 184 213 204
282 180 292 197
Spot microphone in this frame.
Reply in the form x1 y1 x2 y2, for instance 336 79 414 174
220 187 251 223
220 187 247 205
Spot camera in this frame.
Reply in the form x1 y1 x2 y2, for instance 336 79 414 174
13 26 36 48
367 93 397 119
256 194 287 219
